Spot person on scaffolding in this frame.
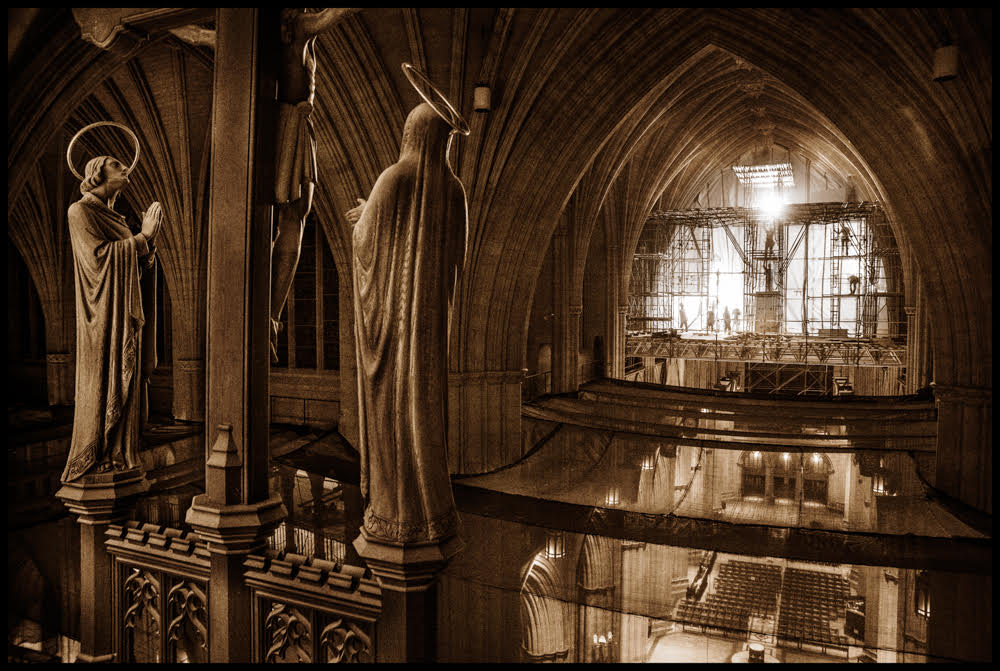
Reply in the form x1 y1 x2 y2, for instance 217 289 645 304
848 274 860 294
839 222 851 255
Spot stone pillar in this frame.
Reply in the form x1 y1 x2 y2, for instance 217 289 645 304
929 380 992 662
45 351 74 406
932 383 991 515
795 458 805 507
184 8 286 663
307 473 325 559
764 457 775 504
353 534 464 662
56 469 147 662
551 219 581 394
280 470 297 552
608 305 629 379
447 370 524 473
604 242 625 379
172 357 205 421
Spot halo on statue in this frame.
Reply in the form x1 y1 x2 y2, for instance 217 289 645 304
66 121 141 182
401 62 471 136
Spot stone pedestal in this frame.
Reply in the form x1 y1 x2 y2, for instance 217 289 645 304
353 530 464 662
56 468 148 663
186 494 286 662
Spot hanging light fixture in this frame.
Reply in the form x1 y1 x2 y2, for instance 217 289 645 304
544 530 565 559
473 83 491 112
604 486 621 507
933 44 958 82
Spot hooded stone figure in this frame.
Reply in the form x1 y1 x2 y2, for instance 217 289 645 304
351 103 468 544
62 155 162 482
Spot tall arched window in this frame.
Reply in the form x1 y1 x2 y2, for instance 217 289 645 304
914 571 930 618
272 218 340 371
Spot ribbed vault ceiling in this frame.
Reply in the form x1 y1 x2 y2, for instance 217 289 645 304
7 7 992 387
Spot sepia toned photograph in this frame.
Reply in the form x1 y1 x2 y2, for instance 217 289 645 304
7 8 990 664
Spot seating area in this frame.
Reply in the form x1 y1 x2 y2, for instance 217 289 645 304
674 561 854 656
675 560 782 635
712 560 782 616
777 568 851 651
674 599 749 635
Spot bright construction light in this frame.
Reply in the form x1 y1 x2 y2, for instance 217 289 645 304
758 191 785 219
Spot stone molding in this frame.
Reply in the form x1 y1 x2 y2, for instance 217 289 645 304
174 358 205 372
352 530 464 593
448 370 525 385
105 520 211 574
56 468 148 525
243 551 381 623
185 494 287 555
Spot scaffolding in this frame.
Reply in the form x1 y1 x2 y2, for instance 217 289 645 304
631 203 904 339
626 202 906 392
743 211 786 334
815 205 902 338
628 220 711 332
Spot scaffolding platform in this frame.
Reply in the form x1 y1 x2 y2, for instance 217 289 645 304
625 332 905 368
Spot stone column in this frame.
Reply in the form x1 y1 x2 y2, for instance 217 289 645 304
307 473 325 559
184 8 286 663
609 305 629 379
45 351 74 406
280 470 297 553
447 370 524 473
551 220 582 394
56 469 147 662
932 383 991 515
928 380 992 665
764 457 775 504
353 534 464 662
172 357 205 421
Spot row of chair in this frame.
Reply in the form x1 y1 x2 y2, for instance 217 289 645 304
675 599 750 633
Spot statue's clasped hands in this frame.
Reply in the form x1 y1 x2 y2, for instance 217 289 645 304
141 202 164 241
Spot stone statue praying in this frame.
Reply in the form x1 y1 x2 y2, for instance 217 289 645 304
351 102 468 544
62 155 163 482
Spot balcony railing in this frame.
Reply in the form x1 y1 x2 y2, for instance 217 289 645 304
105 520 381 663
244 552 381 663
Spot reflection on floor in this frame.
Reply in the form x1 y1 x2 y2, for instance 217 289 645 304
648 631 739 663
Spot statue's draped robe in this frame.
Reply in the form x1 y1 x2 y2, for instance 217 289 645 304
61 193 151 482
352 103 468 543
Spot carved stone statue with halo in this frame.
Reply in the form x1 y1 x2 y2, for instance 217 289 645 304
350 63 470 546
61 121 163 482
